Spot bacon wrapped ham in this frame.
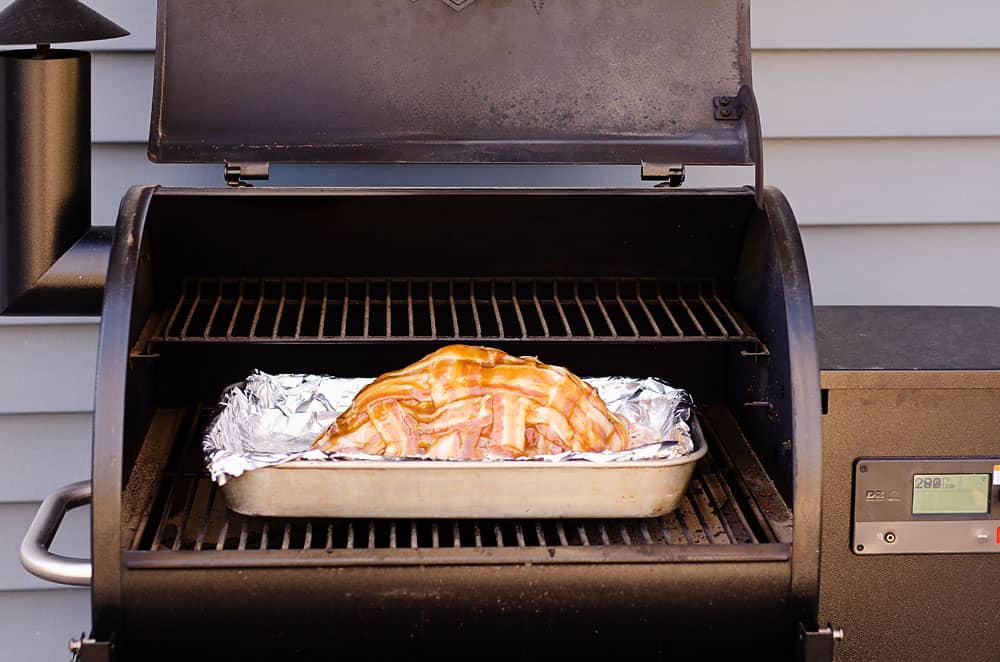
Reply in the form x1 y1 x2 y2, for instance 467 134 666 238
311 345 628 459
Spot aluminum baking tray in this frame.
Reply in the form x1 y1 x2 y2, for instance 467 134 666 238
220 419 706 519
207 371 704 519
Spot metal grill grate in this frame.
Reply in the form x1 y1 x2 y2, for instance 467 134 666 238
128 407 766 558
150 277 764 347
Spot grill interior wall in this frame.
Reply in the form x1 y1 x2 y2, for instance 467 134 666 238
121 189 792 509
146 192 753 285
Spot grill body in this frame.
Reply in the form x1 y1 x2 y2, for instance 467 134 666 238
817 307 1000 661
89 185 821 656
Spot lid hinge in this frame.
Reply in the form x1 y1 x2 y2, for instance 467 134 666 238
715 86 766 209
640 163 686 188
224 161 270 187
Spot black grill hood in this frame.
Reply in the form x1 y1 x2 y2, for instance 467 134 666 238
148 0 757 167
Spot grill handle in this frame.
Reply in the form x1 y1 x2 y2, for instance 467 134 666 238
20 480 92 586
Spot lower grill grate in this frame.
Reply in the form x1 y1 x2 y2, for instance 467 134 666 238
127 407 770 559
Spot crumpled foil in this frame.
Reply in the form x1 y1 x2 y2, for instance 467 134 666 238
204 371 694 484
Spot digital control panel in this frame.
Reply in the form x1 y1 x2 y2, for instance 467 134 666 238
853 458 1000 555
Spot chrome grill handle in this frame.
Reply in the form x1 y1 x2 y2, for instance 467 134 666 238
19 480 92 586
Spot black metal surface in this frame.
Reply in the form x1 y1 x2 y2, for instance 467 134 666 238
72 636 113 662
0 0 127 45
795 623 837 662
816 306 1000 371
114 402 794 650
133 188 762 405
120 563 795 652
92 185 817 647
733 187 823 630
143 187 756 280
0 48 109 315
149 0 758 168
737 84 766 208
92 185 156 642
4 226 111 314
819 354 1000 660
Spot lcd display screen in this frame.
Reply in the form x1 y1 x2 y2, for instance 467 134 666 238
912 474 990 515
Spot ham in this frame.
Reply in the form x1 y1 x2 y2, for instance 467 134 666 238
311 345 628 458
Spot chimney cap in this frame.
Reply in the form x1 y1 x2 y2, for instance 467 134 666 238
0 0 128 46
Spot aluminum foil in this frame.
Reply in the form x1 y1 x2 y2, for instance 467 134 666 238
204 371 694 484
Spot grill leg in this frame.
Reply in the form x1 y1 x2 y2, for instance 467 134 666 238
70 634 113 662
796 622 844 662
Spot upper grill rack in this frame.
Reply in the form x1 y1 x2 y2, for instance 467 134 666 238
150 277 766 348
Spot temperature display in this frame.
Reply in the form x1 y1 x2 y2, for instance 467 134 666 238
912 474 990 515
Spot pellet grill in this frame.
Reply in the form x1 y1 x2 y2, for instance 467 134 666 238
7 1 840 659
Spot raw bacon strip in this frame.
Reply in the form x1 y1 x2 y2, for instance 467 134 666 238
312 345 628 458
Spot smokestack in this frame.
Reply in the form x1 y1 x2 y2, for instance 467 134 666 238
0 0 127 315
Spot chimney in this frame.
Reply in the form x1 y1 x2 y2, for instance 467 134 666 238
0 0 127 315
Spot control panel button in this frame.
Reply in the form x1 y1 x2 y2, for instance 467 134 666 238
976 530 990 542
996 526 1000 545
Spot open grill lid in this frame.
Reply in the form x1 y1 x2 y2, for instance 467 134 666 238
148 0 757 170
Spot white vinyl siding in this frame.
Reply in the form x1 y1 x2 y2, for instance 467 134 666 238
2 1 998 659
803 224 1000 305
755 50 1000 138
0 504 90 591
0 325 97 414
0 590 91 662
750 1 1000 50
2 414 93 502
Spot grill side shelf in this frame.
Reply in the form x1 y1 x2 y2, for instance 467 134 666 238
142 277 767 352
122 406 789 567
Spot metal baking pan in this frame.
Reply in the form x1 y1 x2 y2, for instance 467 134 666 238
220 419 707 519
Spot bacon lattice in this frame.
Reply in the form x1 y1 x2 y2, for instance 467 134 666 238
311 345 628 458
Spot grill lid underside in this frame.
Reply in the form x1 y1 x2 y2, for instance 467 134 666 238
149 0 754 167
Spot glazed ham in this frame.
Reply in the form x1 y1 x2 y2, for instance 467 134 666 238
311 345 629 459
